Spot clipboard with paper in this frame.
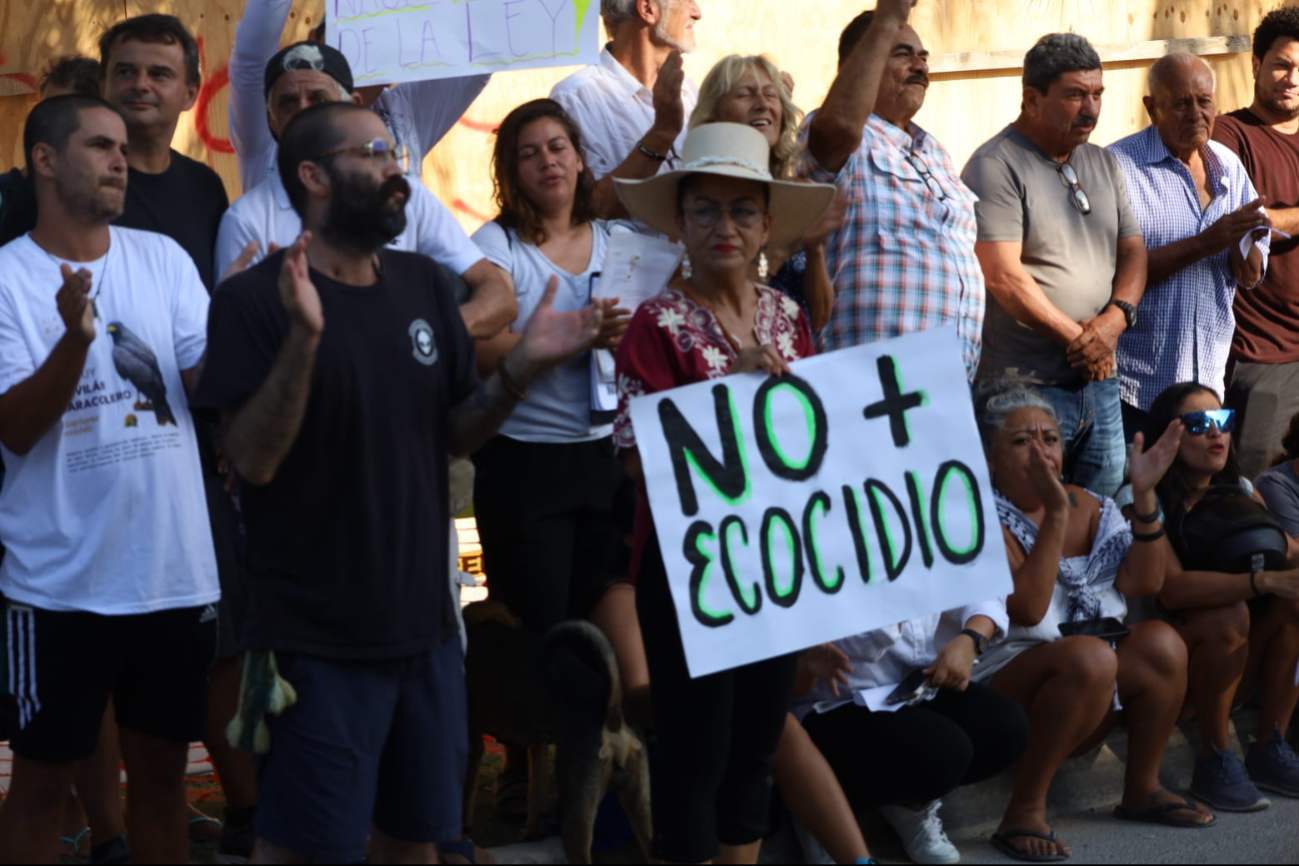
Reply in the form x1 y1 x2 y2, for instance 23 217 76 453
591 233 685 416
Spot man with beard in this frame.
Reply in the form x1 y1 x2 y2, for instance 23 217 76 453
100 15 229 292
1213 7 1299 478
962 33 1148 498
797 0 986 384
1109 54 1270 440
215 41 514 341
0 95 218 865
193 101 603 865
549 0 700 223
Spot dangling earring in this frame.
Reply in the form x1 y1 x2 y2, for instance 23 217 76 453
757 249 770 282
681 254 692 281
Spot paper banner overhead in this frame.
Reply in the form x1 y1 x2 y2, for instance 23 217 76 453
627 327 1014 678
328 0 602 86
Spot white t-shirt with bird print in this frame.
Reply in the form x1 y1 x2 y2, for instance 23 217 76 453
0 227 219 615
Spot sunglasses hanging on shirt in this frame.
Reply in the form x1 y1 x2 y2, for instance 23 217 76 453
1055 162 1091 215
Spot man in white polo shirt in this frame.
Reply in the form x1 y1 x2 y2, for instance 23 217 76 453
550 0 701 223
216 42 514 340
0 94 217 864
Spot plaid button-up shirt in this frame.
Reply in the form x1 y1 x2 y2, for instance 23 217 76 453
796 114 985 380
1108 125 1268 411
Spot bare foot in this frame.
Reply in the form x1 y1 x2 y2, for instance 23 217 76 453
996 806 1071 859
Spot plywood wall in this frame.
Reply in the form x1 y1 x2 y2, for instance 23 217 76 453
0 0 1291 235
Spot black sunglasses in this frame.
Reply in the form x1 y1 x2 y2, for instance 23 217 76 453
1055 162 1091 215
906 153 947 201
1180 409 1235 436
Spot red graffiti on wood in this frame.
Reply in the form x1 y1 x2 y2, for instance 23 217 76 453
1 72 37 92
452 198 492 223
195 37 234 155
458 116 499 134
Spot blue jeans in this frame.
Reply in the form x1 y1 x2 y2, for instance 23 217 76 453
1038 377 1126 498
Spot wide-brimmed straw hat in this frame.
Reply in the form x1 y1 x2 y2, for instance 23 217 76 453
614 123 836 246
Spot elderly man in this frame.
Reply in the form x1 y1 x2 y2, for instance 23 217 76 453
963 34 1147 498
1213 7 1299 478
1109 54 1269 439
797 0 986 382
550 0 700 221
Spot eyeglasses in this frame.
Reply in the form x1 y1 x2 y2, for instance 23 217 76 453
684 204 766 229
906 153 947 201
1180 409 1236 436
313 138 411 174
1055 162 1091 215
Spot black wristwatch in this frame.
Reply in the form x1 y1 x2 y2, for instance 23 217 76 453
1106 299 1138 330
959 628 989 656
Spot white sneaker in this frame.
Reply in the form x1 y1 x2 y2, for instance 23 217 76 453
878 800 960 865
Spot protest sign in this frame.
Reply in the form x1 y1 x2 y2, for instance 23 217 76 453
327 0 601 86
628 327 1013 678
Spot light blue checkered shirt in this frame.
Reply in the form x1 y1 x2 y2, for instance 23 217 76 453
1108 125 1268 411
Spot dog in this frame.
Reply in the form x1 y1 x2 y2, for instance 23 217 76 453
462 601 652 863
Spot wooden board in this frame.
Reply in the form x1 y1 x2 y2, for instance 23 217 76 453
1 0 1294 234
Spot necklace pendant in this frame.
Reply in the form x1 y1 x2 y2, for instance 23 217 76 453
93 299 100 321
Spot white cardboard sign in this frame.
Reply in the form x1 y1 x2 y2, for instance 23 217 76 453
327 0 601 86
628 327 1013 678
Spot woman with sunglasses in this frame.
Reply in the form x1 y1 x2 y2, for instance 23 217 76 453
1129 383 1299 813
970 382 1213 863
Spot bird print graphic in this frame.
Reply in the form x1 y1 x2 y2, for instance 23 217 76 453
106 322 177 426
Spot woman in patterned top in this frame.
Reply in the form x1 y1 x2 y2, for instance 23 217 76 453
970 383 1212 864
612 123 837 865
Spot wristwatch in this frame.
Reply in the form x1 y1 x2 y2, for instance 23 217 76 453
1106 299 1138 330
959 628 989 656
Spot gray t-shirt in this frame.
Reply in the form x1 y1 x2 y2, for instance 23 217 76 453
962 126 1142 385
1256 461 1299 536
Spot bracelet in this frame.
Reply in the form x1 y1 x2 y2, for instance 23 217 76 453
1251 571 1263 598
1131 526 1165 543
1131 504 1161 525
636 140 668 162
498 360 529 401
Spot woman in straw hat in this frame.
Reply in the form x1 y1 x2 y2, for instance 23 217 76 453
689 54 847 333
611 122 844 865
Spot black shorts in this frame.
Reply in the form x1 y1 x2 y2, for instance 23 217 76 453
3 602 216 764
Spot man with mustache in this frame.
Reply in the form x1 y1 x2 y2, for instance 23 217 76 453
550 0 701 225
797 0 987 384
193 101 603 865
0 94 219 864
215 41 515 342
1108 54 1269 440
963 33 1148 499
1213 7 1299 479
100 15 229 293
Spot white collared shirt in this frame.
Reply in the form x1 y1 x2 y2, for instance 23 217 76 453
214 170 486 283
550 45 699 181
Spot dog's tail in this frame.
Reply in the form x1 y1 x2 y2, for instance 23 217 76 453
541 621 626 734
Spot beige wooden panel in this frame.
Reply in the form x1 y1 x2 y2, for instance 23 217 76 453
0 0 1293 234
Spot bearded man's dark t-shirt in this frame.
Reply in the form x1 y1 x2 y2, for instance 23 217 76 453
115 150 228 292
0 167 36 247
192 249 479 659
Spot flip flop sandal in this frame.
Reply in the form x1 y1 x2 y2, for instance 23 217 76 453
990 830 1070 863
188 814 223 844
59 827 91 865
1114 798 1217 829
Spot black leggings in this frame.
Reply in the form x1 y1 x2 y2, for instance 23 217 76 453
801 683 1029 807
637 529 798 864
473 436 631 632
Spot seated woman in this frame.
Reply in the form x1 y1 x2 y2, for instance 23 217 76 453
689 54 845 332
1256 411 1299 536
613 123 838 865
471 98 636 812
793 607 1030 865
1130 384 1299 812
970 383 1213 863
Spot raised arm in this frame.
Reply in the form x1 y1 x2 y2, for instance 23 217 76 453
0 267 95 456
1004 443 1072 626
1115 421 1183 597
221 235 321 486
808 0 917 174
229 0 294 190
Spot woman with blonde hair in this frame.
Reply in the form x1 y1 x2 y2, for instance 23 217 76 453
690 55 845 333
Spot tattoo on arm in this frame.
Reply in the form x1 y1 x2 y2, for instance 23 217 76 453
1068 492 1080 509
223 328 319 485
447 368 521 458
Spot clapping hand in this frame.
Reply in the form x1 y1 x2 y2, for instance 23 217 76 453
57 264 95 346
278 233 324 337
1128 420 1184 497
1028 437 1070 514
652 50 687 140
593 297 633 350
517 276 604 376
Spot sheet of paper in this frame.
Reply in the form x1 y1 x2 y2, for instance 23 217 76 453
595 232 684 311
853 683 910 714
1239 226 1292 260
591 348 618 413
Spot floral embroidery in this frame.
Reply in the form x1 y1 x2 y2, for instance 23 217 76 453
780 294 800 320
656 306 685 336
776 331 796 360
702 345 728 373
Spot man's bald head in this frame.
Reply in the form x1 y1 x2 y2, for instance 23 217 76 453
1144 53 1217 157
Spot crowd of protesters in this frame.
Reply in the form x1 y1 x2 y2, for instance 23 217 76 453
0 0 1298 864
